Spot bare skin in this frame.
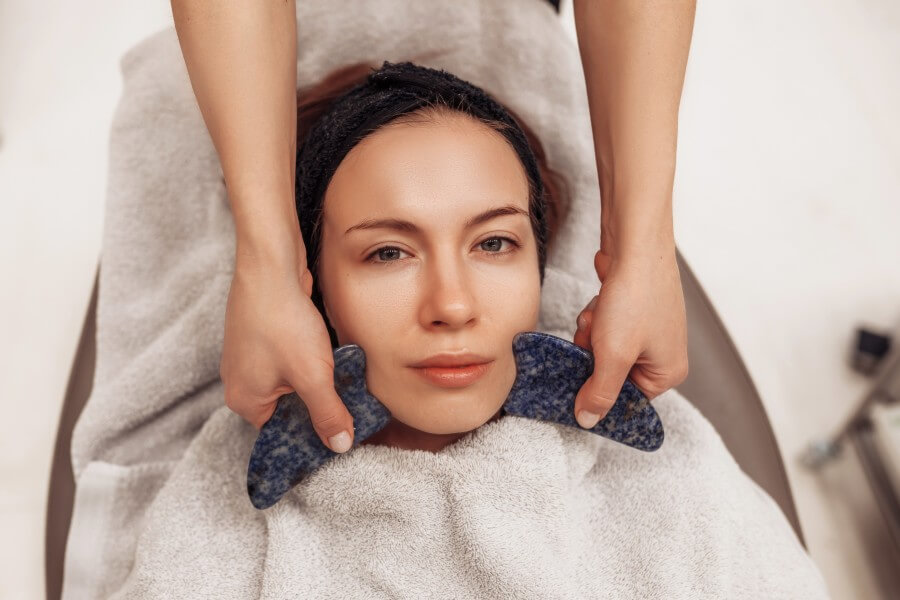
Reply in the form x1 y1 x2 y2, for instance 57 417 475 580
170 0 695 452
319 112 540 452
571 0 693 427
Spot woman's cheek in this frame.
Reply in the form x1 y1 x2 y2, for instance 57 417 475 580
482 261 542 328
334 274 415 345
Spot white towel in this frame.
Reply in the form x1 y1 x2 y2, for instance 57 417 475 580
63 0 831 598
93 392 828 599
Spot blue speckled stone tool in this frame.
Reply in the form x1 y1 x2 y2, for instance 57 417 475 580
247 331 665 509
503 332 664 451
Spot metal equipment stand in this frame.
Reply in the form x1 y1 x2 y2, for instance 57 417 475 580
802 327 900 552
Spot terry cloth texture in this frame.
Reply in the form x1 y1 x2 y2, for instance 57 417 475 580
63 0 831 598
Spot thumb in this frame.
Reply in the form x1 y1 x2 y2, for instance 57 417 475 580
287 361 356 453
574 349 633 429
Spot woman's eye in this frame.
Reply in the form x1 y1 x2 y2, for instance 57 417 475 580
366 246 409 263
365 237 520 265
479 236 519 255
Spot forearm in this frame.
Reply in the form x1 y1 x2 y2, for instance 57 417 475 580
573 0 696 257
170 0 299 263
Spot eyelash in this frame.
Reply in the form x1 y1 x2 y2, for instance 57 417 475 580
364 236 521 265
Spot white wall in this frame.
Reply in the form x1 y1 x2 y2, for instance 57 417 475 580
0 3 173 599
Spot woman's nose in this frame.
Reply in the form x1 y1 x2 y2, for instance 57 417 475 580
418 254 478 329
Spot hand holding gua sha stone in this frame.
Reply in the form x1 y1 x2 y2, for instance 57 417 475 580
246 331 665 510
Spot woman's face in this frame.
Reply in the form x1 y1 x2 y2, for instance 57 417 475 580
316 110 542 437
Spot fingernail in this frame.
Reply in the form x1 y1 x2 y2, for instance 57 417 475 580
328 431 352 453
577 314 588 330
576 410 601 429
587 296 598 310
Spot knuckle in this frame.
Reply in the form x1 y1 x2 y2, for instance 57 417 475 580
597 350 631 370
223 387 237 410
294 358 335 391
311 412 347 437
677 359 690 382
586 392 615 412
224 396 243 415
644 385 668 400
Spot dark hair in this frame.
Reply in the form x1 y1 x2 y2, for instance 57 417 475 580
296 61 569 347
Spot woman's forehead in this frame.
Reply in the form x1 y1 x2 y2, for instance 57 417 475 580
324 116 530 228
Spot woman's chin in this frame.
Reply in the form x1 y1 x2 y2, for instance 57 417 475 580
399 405 505 436
361 405 507 452
410 420 482 436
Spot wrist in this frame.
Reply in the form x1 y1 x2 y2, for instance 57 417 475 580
229 184 305 266
235 224 304 273
598 241 678 284
599 167 676 248
600 206 675 261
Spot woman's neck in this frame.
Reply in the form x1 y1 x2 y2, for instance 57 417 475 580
360 407 505 453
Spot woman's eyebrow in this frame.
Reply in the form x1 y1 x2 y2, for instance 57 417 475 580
344 203 529 236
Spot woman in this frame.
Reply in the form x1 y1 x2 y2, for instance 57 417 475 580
296 59 569 451
96 61 830 598
171 0 694 454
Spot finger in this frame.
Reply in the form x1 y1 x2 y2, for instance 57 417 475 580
578 294 600 327
574 350 634 429
249 401 279 432
576 309 592 332
223 382 280 432
594 250 613 282
287 361 356 453
573 295 598 349
575 296 598 332
573 318 591 350
299 268 314 298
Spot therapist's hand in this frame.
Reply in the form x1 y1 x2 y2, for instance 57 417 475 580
572 247 689 428
220 243 355 453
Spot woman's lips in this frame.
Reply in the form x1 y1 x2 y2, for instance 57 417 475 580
411 361 493 388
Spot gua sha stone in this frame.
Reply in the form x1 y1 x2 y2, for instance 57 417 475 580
503 332 664 450
247 331 665 510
